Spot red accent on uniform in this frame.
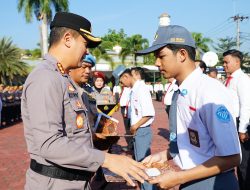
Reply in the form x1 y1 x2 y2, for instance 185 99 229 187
189 106 196 111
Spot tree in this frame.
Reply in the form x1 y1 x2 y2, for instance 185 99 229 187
101 29 127 50
120 34 149 66
0 37 29 85
17 0 69 56
192 32 212 59
213 37 237 65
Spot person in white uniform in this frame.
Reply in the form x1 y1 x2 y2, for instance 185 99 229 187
223 49 250 190
137 25 241 190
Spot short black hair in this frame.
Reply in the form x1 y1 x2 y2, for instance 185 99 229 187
120 68 132 78
195 59 207 73
223 49 243 63
49 27 80 47
166 44 196 61
207 67 218 74
131 67 145 80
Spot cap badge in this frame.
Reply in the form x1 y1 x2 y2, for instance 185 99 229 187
154 33 158 41
76 114 84 129
170 38 185 43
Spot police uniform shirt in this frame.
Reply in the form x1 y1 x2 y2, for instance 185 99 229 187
225 68 250 133
21 54 105 171
130 80 155 127
174 68 240 170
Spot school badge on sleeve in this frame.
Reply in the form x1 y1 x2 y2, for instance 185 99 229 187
216 106 230 123
188 128 200 147
76 114 84 129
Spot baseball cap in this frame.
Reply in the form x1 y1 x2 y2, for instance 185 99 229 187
137 25 196 55
112 65 126 85
50 12 101 48
82 54 96 67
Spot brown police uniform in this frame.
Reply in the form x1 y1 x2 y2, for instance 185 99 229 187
22 54 105 189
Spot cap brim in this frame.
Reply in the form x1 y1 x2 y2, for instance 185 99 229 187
136 44 167 55
81 33 102 48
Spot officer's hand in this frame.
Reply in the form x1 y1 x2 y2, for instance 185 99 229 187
103 153 148 187
148 170 181 189
142 150 168 167
239 132 249 143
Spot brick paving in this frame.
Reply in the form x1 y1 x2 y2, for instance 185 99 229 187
0 100 176 190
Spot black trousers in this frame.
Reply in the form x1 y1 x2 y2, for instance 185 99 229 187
237 117 250 190
120 106 132 147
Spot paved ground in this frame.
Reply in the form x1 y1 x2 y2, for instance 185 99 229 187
0 100 175 190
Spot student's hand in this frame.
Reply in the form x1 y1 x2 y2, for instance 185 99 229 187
148 170 182 189
102 153 148 187
239 132 249 143
142 150 168 167
130 124 138 135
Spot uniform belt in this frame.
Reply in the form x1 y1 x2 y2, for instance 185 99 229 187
30 159 94 181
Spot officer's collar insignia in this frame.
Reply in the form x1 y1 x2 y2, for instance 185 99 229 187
188 128 200 147
68 85 75 92
76 114 84 129
76 100 82 109
104 105 109 111
57 63 66 74
216 106 231 123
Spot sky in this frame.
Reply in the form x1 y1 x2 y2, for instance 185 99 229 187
0 0 249 52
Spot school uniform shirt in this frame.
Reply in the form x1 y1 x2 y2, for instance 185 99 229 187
174 68 241 170
163 80 176 106
225 69 250 133
112 85 121 96
130 80 155 127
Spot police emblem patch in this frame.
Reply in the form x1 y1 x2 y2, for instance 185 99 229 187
216 106 230 123
188 128 200 147
76 114 84 129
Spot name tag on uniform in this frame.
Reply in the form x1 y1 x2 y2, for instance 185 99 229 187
188 128 200 147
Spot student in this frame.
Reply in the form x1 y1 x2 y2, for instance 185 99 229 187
137 25 241 190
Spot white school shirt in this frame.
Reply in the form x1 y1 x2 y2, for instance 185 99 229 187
173 68 241 170
163 80 176 106
225 69 250 133
113 85 121 95
130 80 155 127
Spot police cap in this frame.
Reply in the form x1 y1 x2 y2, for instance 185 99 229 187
50 12 101 48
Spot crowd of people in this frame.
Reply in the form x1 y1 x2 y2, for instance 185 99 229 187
0 85 23 127
1 11 249 190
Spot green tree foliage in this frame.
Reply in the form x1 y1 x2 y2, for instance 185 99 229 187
120 34 149 66
192 32 212 59
17 0 69 55
0 37 29 85
213 37 237 65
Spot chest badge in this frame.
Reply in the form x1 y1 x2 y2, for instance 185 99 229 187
76 100 82 109
188 128 200 147
68 85 75 92
76 114 84 129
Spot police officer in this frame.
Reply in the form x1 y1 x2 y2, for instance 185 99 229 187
21 12 147 190
137 25 241 189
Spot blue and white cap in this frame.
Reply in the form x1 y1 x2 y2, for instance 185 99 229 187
82 54 96 67
137 25 196 55
112 65 126 85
